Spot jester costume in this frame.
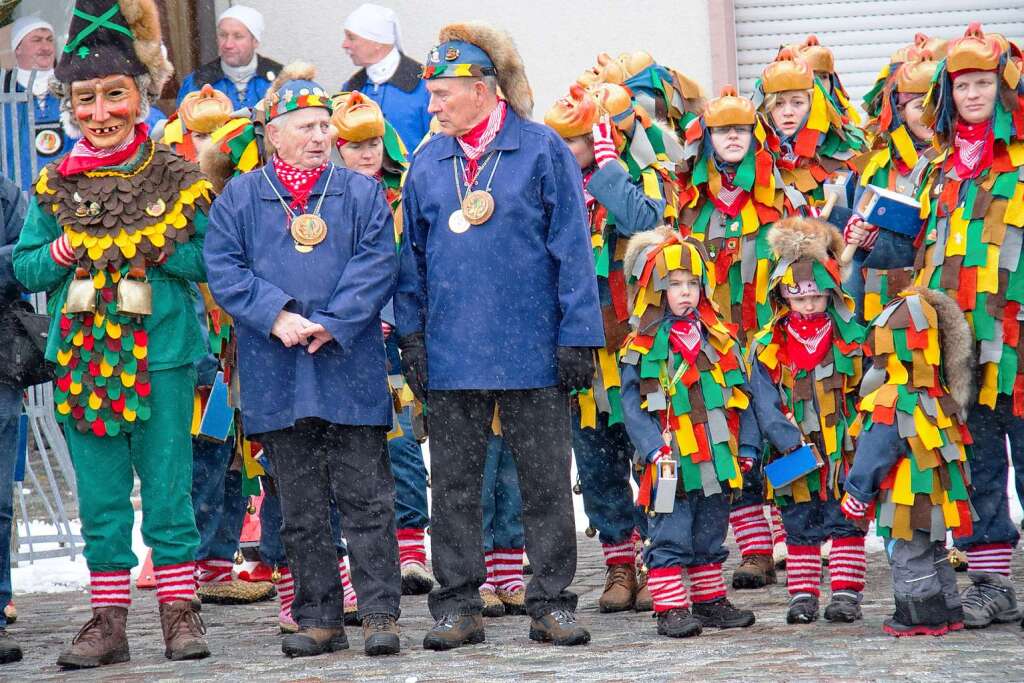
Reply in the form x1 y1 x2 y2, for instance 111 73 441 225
747 216 867 623
913 25 1024 596
12 0 211 667
849 52 942 321
843 287 975 636
619 228 759 635
545 81 677 611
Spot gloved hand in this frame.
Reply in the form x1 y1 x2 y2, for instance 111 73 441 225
398 332 428 402
840 493 869 520
843 215 879 251
592 117 618 169
557 346 595 392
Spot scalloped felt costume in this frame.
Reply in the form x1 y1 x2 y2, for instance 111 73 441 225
862 35 948 140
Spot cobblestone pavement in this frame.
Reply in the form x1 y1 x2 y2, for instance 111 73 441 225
3 534 1023 682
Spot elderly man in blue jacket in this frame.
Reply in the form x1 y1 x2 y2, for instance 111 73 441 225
204 64 401 659
395 22 604 650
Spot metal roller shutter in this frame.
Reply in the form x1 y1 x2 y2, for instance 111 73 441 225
734 0 1024 106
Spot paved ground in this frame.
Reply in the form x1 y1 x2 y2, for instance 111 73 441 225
3 534 1024 682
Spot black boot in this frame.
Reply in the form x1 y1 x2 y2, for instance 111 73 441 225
824 590 863 623
883 593 950 637
786 593 819 624
655 608 702 638
0 629 22 664
691 598 755 629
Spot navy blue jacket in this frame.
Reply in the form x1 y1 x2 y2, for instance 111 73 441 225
395 108 605 390
177 55 283 110
204 163 397 434
747 359 813 455
344 54 431 153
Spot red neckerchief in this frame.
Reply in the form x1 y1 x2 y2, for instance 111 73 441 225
669 314 702 365
58 123 150 177
785 311 833 371
457 100 507 186
953 118 994 180
709 172 749 217
272 155 328 212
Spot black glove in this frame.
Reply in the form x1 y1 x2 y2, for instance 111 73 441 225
398 333 428 402
557 346 595 392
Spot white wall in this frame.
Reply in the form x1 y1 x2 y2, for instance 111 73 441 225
215 0 714 120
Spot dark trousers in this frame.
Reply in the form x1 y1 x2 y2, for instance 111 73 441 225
427 387 578 620
645 492 729 569
260 419 400 627
779 497 865 547
732 467 767 509
955 397 1023 551
191 437 246 562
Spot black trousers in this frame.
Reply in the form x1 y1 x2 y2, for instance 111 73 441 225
427 387 578 620
260 418 400 627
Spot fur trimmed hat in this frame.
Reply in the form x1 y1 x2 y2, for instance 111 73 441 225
55 0 172 96
425 22 533 119
766 215 852 308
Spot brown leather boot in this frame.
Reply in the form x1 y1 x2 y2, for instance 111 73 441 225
731 554 776 589
634 570 653 612
56 607 130 669
159 600 210 661
598 564 637 613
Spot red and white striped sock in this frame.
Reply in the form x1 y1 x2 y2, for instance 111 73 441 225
276 566 294 613
786 544 822 597
397 528 427 569
648 567 690 611
90 570 131 609
154 562 196 604
687 563 727 604
492 547 526 593
338 557 358 606
602 540 635 567
730 505 773 558
769 506 787 545
195 558 233 586
829 536 866 593
967 543 1014 577
481 550 496 592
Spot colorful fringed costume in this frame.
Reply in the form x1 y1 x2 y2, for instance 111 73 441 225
842 286 975 636
619 228 760 624
912 23 1024 584
746 217 867 618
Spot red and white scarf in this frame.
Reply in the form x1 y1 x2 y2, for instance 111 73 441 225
953 118 994 180
785 311 833 371
272 155 328 212
669 315 702 365
58 123 149 177
457 100 507 185
709 172 749 217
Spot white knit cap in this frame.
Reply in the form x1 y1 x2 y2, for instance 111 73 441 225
218 5 265 43
11 15 54 52
344 3 401 50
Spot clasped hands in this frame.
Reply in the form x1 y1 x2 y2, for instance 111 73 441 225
271 310 333 353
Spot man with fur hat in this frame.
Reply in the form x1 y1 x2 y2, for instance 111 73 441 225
12 0 211 667
205 62 403 659
177 5 282 110
842 287 975 636
395 22 604 649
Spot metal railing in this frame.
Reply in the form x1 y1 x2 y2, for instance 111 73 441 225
0 68 82 564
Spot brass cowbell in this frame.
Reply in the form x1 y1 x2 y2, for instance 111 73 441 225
65 268 96 314
116 267 153 316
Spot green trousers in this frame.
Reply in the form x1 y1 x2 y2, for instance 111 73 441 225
64 365 200 571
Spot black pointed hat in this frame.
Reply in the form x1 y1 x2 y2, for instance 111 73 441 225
55 0 171 94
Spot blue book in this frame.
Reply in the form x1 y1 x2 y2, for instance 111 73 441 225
855 185 922 238
764 444 820 489
198 371 234 443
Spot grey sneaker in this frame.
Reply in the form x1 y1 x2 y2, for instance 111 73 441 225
961 571 1022 628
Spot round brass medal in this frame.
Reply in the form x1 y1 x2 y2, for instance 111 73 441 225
290 214 327 247
461 190 494 226
448 209 471 234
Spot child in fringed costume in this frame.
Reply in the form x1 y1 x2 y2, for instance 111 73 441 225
620 228 787 637
841 287 976 636
845 51 944 321
753 49 866 215
677 86 798 589
913 23 1024 627
747 216 867 624
543 80 681 613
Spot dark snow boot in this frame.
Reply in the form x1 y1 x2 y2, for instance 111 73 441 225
883 594 950 637
786 593 819 624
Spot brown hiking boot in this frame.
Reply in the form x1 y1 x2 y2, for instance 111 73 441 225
598 564 637 613
480 587 505 617
528 609 590 646
362 613 400 656
635 570 653 612
731 554 776 590
282 626 349 657
159 600 210 661
197 579 276 605
56 607 130 669
422 613 485 651
496 586 527 615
